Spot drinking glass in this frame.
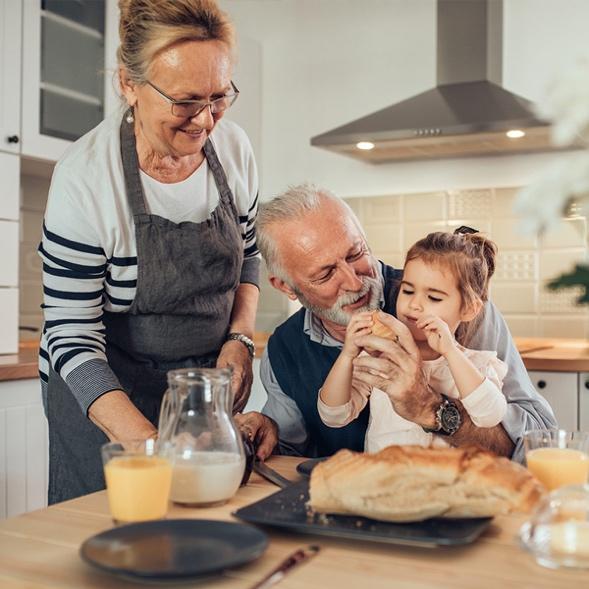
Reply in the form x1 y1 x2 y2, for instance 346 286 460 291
524 430 589 491
520 484 589 569
101 439 173 524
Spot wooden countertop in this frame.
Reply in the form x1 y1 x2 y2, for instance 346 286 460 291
0 456 584 588
3 335 589 383
0 341 39 381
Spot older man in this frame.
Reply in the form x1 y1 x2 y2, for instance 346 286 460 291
238 184 556 462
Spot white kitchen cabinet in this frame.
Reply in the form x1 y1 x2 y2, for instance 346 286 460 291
0 0 22 155
0 288 18 354
0 151 19 221
0 378 48 519
527 370 578 431
21 0 116 162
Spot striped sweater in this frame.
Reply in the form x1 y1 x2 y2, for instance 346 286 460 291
38 112 260 414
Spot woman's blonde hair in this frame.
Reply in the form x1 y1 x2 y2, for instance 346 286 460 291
404 231 498 345
117 0 235 83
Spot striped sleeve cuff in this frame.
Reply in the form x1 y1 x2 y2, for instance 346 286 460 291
65 358 123 416
240 256 260 287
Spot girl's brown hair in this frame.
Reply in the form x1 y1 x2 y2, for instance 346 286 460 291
404 231 498 345
117 0 235 84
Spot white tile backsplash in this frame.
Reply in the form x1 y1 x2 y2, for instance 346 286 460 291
495 251 538 282
491 283 537 314
540 250 586 281
490 218 537 250
404 192 446 221
540 218 587 249
448 189 493 219
346 186 589 339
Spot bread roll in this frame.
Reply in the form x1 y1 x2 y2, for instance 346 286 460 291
309 445 544 522
370 310 396 340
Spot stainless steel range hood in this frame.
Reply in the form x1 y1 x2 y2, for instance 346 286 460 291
311 0 560 163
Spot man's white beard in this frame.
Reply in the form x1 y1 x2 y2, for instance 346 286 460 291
295 273 383 326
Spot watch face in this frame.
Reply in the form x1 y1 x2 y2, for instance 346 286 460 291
440 402 461 434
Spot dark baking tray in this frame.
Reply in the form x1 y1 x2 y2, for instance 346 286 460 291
233 480 492 547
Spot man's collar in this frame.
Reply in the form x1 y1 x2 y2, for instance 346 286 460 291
302 261 386 348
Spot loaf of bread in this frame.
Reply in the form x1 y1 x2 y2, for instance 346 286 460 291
370 310 396 340
309 445 544 522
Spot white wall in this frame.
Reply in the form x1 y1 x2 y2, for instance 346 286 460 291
220 0 589 199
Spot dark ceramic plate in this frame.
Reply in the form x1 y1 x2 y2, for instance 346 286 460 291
80 519 268 581
296 457 329 477
233 481 492 547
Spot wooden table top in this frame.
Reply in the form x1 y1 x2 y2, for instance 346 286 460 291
0 456 586 588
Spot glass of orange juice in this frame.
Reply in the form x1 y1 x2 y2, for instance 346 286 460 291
101 439 173 524
524 430 589 491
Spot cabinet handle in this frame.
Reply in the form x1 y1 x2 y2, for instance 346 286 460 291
537 380 546 389
6 135 19 144
585 380 589 390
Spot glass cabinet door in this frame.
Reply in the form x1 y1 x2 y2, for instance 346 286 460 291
40 0 105 141
21 0 112 161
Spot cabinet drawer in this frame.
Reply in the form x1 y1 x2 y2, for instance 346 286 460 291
527 370 577 430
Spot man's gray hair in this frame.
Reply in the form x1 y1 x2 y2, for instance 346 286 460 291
257 183 365 283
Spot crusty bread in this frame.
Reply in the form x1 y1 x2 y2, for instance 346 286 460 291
309 445 544 522
370 310 396 340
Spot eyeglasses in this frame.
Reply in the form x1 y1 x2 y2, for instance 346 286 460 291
145 80 239 118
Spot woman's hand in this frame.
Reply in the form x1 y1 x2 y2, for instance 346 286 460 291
216 340 253 413
416 314 456 356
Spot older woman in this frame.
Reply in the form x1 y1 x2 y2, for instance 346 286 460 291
39 0 260 503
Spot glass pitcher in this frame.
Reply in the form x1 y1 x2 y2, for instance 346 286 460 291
158 368 246 507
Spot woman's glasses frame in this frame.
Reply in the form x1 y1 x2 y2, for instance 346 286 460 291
145 80 239 118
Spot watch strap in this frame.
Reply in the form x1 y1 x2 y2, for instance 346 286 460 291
422 395 461 436
226 332 255 358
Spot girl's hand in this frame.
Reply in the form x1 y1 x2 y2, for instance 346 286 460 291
342 311 373 359
416 314 456 356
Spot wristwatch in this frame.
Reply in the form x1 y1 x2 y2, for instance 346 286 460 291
422 395 462 436
226 332 255 359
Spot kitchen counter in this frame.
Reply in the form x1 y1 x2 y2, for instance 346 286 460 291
253 333 589 374
0 341 39 381
0 456 584 588
3 335 589 382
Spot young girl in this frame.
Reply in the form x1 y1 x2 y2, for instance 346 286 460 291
317 230 508 453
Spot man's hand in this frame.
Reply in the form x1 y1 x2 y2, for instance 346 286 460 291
216 340 253 413
234 411 278 460
352 313 440 428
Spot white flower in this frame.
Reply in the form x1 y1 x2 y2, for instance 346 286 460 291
535 57 589 146
514 152 589 234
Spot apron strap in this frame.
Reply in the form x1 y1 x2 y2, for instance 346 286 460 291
119 112 148 216
203 138 239 220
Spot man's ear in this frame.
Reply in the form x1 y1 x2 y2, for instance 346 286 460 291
268 276 298 301
461 300 483 323
119 67 138 108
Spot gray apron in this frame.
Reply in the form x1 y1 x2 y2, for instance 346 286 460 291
46 116 244 504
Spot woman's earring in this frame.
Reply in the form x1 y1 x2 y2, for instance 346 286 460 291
125 109 134 124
